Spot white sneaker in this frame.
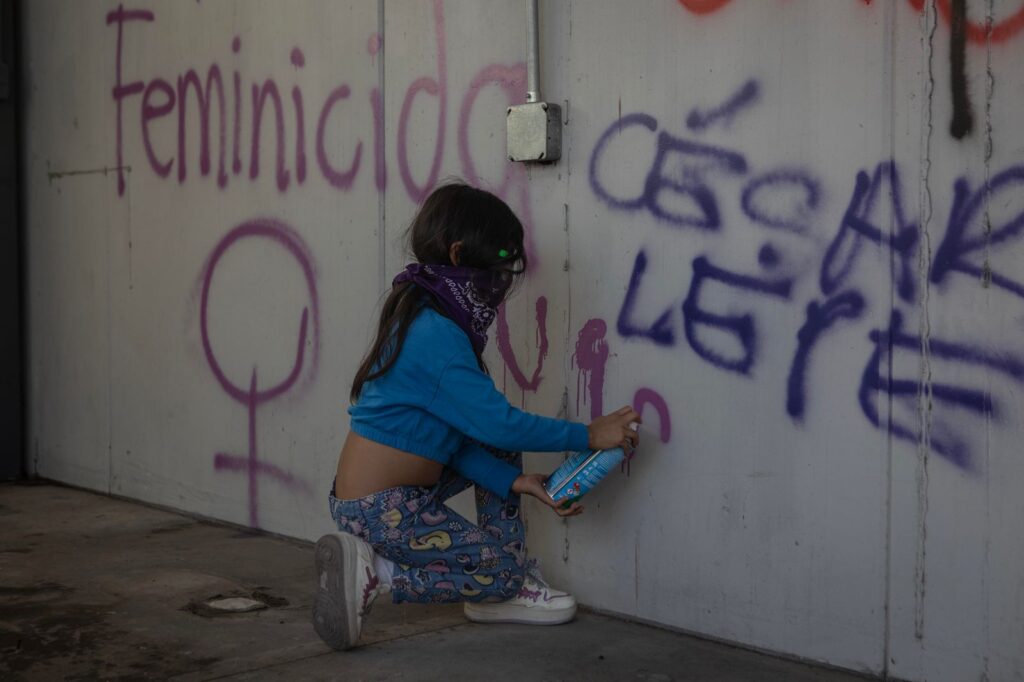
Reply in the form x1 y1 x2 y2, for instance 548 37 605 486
463 564 577 625
312 533 388 650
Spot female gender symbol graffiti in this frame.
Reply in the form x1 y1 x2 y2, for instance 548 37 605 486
200 218 319 528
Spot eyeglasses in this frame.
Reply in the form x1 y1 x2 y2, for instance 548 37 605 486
494 247 524 276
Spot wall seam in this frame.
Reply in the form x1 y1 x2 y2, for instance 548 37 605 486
560 0 574 569
908 4 939 677
981 1 994 677
13 0 27 479
377 0 386 295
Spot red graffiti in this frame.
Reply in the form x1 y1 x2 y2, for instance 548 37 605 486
679 0 1024 44
928 0 1024 44
678 0 732 15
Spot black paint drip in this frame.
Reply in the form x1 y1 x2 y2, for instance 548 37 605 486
949 0 974 139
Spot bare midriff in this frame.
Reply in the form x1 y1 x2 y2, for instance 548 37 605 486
334 430 444 499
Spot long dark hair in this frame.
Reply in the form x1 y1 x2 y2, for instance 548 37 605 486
350 182 527 402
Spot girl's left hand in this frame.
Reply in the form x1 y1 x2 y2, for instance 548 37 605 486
511 473 585 517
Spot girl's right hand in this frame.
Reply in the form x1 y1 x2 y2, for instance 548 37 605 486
587 406 642 451
511 473 584 517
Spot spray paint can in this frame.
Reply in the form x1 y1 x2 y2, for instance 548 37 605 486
544 447 626 508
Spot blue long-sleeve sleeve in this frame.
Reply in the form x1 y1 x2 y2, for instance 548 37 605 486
427 341 591 455
348 308 591 499
448 440 521 498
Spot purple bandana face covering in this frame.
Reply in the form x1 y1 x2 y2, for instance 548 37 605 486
393 263 512 356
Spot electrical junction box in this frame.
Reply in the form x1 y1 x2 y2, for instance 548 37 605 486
506 101 562 163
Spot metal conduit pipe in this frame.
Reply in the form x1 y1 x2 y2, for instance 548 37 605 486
507 0 561 162
526 0 540 103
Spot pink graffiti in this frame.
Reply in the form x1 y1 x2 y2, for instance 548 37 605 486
633 388 672 443
231 36 242 174
457 61 535 266
494 297 549 393
250 78 290 191
397 0 447 203
200 218 318 528
316 85 362 189
456 59 550 393
176 63 230 187
624 388 672 474
108 4 154 195
109 7 381 195
458 64 523 201
573 319 609 420
291 48 308 184
109 2 541 207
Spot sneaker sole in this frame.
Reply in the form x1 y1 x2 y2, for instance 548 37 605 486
463 601 577 625
312 534 363 650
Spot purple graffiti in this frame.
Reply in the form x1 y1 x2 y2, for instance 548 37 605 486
633 388 672 444
617 250 676 346
494 298 549 394
109 9 382 195
200 218 318 527
589 112 748 229
758 243 781 268
177 65 228 187
457 61 536 266
820 162 918 303
591 76 1024 473
573 319 610 420
108 4 154 195
250 79 290 191
141 77 175 178
397 0 447 203
458 63 526 198
624 388 672 475
682 256 793 375
786 290 866 422
859 310 1024 471
741 169 820 234
686 79 760 131
456 59 553 393
931 165 1024 299
291 48 307 184
231 36 242 174
316 85 362 190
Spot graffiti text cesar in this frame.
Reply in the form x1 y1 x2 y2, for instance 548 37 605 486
590 78 1024 472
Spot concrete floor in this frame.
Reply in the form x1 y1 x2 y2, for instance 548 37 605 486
0 483 872 681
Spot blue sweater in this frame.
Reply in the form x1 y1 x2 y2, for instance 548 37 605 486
349 307 590 497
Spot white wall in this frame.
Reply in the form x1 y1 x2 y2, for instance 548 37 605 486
22 1 1024 679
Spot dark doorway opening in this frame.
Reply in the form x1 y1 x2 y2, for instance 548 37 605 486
0 0 23 481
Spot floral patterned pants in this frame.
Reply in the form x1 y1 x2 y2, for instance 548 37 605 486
328 451 527 604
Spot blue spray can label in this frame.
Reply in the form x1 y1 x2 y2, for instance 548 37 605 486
544 447 626 508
